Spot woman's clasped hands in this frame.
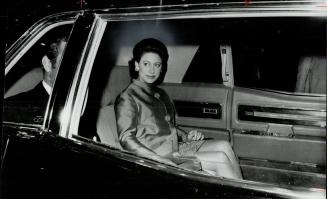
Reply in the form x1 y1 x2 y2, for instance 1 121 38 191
187 130 204 141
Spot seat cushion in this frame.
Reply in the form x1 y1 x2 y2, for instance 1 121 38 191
96 105 121 149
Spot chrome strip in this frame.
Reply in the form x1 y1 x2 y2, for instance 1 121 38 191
102 12 327 21
93 0 327 12
5 12 78 74
69 17 107 138
97 3 327 21
61 16 107 138
2 122 42 129
253 111 326 121
58 17 97 137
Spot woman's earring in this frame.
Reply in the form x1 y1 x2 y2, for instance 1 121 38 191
135 66 139 71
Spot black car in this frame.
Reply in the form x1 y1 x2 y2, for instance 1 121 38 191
1 1 326 198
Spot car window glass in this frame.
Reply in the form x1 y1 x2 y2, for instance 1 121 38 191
232 18 326 94
182 42 223 84
3 24 72 125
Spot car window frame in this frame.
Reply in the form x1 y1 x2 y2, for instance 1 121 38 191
5 14 78 74
4 16 77 129
63 7 326 198
61 16 107 138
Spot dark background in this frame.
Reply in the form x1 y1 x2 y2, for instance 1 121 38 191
5 0 86 48
4 0 181 48
4 0 234 48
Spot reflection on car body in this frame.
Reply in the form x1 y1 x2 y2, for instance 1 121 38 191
1 1 326 198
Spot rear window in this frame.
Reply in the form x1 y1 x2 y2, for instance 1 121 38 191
232 18 326 94
107 19 225 84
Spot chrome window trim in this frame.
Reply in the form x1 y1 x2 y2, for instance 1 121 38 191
68 17 107 138
96 4 327 20
100 12 327 21
5 13 78 74
60 16 107 138
4 16 76 130
92 0 327 14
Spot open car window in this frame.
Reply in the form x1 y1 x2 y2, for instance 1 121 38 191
73 16 325 192
77 18 228 141
232 18 326 95
4 24 73 125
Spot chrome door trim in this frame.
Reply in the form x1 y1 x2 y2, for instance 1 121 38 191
5 12 78 74
60 15 107 138
68 16 107 138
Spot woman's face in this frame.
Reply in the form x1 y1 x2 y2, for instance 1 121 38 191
135 52 162 84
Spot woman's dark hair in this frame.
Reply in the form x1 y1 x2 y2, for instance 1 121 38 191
128 38 169 85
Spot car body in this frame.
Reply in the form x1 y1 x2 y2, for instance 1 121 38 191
1 1 326 198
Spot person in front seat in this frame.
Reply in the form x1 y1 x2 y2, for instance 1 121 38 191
115 38 243 179
4 36 67 124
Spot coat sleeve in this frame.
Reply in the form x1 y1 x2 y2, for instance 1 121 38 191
114 93 156 156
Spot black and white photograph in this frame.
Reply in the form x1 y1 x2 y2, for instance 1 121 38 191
1 0 326 198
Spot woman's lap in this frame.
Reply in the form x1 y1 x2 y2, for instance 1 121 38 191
198 139 238 161
178 139 233 157
178 140 205 156
198 139 231 152
177 140 242 179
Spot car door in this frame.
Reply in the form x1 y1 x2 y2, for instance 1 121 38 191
229 17 326 188
160 19 234 142
1 12 97 198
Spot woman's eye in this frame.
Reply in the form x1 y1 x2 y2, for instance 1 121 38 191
143 62 149 66
154 63 162 68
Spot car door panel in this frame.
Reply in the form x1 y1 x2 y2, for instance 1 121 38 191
161 83 230 140
234 134 325 165
231 87 326 166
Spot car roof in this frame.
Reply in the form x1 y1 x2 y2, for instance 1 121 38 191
85 0 326 8
6 0 326 59
76 0 327 17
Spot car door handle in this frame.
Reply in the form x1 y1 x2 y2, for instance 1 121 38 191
203 107 218 115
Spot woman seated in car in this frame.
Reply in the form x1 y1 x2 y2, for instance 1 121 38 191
114 38 243 179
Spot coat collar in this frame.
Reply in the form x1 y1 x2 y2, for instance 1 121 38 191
132 79 157 94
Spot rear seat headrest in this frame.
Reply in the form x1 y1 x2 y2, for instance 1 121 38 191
100 65 131 107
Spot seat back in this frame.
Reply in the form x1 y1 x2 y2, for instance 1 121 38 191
295 56 326 94
100 66 131 107
96 65 130 148
96 106 122 149
5 67 43 98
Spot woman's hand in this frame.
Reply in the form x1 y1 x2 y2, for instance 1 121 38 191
187 130 204 141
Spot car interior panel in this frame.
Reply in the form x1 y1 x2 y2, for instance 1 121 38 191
231 87 326 188
161 83 231 140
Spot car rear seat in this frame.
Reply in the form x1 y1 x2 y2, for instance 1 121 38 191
5 67 43 98
96 65 130 149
